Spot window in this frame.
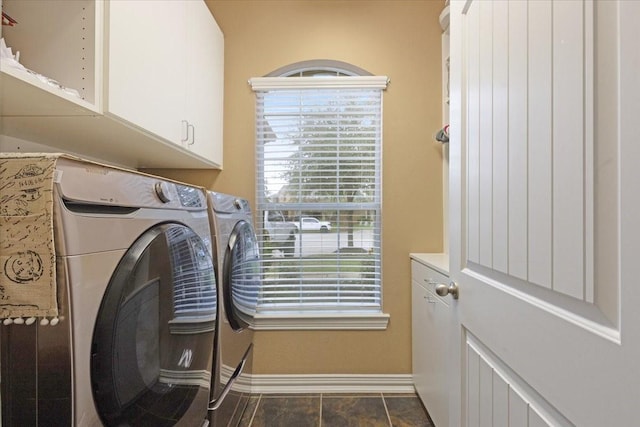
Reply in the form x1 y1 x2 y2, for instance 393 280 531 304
250 65 389 329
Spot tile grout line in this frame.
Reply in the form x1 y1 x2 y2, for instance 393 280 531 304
381 393 393 427
247 394 262 427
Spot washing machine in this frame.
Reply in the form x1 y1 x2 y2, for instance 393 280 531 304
206 192 261 426
0 156 217 426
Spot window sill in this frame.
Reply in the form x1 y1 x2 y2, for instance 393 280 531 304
251 312 390 331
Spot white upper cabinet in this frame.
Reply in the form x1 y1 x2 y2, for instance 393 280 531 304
0 0 223 169
106 1 187 148
185 0 224 165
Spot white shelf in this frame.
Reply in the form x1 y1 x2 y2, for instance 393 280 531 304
0 115 220 169
1 0 223 169
1 63 99 117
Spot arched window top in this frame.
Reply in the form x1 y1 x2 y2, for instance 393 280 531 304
266 59 373 77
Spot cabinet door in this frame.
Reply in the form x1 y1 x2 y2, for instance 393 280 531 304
106 0 187 145
412 280 433 405
411 262 450 427
428 289 449 427
185 0 224 167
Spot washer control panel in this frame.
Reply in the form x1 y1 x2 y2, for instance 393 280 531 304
55 158 206 210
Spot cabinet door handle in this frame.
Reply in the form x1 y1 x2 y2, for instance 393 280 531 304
423 295 437 304
181 120 190 143
188 123 195 146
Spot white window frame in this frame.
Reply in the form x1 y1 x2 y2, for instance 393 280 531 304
249 73 389 330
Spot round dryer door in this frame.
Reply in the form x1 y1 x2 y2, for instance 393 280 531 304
223 220 261 330
91 223 217 427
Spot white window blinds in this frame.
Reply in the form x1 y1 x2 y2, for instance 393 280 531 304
250 76 387 313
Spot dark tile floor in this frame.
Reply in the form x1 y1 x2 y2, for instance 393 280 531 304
236 393 434 427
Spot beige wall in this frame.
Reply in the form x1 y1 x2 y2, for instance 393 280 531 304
147 0 444 375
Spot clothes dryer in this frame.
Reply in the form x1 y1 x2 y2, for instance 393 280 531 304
206 192 261 426
0 156 217 426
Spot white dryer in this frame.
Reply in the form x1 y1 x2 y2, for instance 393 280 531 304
206 192 261 426
1 157 217 426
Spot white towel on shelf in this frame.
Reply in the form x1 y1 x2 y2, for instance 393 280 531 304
1 37 81 98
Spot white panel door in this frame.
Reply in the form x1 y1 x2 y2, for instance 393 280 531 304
449 0 640 425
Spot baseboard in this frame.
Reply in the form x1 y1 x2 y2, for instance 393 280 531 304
249 373 415 394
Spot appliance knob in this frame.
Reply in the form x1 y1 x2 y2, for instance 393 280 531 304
154 182 172 203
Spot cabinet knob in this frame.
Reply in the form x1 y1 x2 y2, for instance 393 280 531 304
435 282 459 299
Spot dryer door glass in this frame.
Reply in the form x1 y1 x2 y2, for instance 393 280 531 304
223 220 261 330
91 223 217 427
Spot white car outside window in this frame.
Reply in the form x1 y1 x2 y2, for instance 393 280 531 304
297 217 331 232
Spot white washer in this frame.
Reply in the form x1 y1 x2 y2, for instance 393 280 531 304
1 157 217 426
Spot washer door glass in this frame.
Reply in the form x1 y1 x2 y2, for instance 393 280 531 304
223 220 261 330
91 223 217 427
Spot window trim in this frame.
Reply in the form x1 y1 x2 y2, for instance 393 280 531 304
251 71 389 330
265 59 373 77
251 312 390 331
249 75 389 90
